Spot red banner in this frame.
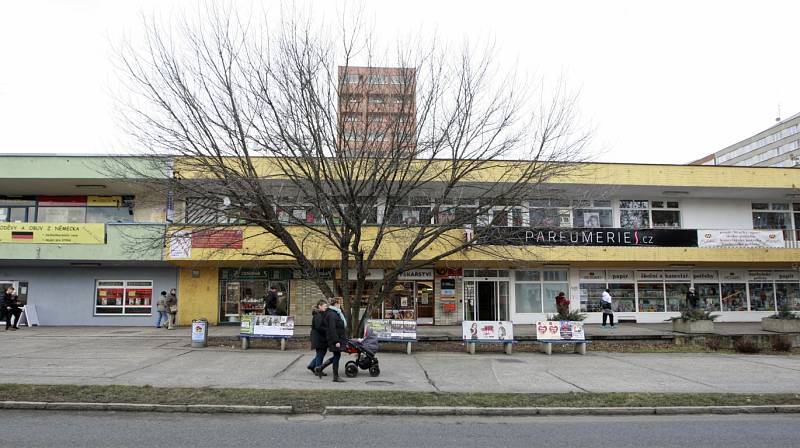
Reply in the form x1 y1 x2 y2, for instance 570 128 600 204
192 229 243 249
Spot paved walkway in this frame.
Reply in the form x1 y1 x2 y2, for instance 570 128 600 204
1 326 798 394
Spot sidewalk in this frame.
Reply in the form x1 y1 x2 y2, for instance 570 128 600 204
1 325 798 394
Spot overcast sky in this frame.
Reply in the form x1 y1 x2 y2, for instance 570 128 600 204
1 0 798 164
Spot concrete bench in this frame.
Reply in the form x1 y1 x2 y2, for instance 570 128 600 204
465 340 516 355
240 335 290 351
538 339 588 355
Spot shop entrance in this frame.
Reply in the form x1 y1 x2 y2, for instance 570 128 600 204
464 279 509 321
477 281 496 320
218 268 292 324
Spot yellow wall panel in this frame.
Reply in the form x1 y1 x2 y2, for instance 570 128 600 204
177 267 219 325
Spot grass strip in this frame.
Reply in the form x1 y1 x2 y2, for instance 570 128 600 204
0 384 798 413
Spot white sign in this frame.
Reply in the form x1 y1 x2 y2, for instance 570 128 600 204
398 269 434 281
607 270 634 282
536 321 585 341
347 269 384 280
692 270 719 282
664 271 691 282
775 271 800 281
191 320 206 342
579 270 606 281
748 270 774 281
720 270 746 281
636 271 664 281
169 231 192 259
698 230 784 248
462 321 514 341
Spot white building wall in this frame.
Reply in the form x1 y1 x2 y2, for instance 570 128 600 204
680 198 753 229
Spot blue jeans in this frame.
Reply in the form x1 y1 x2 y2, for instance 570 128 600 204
155 311 168 328
307 348 327 370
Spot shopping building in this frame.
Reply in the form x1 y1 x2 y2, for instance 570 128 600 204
3 155 800 327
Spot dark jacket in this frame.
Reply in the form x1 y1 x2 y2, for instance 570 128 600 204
1 293 20 310
321 308 346 352
266 290 278 309
165 293 178 310
686 291 700 309
310 309 327 350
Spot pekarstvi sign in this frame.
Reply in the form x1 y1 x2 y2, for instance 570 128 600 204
398 269 434 281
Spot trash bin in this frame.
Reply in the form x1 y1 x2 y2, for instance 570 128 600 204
191 318 209 348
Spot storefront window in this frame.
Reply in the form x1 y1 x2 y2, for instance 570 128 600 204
542 283 568 314
695 283 721 311
95 280 152 316
638 283 665 312
609 283 636 312
573 208 613 228
219 269 292 323
385 282 416 320
579 283 605 312
37 206 87 223
515 282 542 313
665 283 689 312
721 283 748 311
776 283 800 311
748 282 775 311
529 198 571 227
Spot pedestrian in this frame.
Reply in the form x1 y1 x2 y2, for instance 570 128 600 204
555 291 570 317
314 298 347 383
686 287 700 312
155 291 169 328
165 288 178 329
265 286 278 315
328 296 347 328
2 286 22 331
601 288 615 328
307 299 328 376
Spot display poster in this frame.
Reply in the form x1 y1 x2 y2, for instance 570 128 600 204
440 279 456 299
0 223 105 244
697 229 784 248
462 321 514 341
169 230 192 258
536 321 585 341
240 315 295 337
366 319 417 341
191 320 206 342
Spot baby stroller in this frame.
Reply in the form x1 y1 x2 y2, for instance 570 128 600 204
344 327 380 377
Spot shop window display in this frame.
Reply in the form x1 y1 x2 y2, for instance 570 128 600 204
579 283 605 312
776 282 800 311
695 283 721 311
609 283 636 312
95 280 152 316
721 283 748 311
384 281 416 320
638 283 665 312
665 283 689 312
748 282 775 311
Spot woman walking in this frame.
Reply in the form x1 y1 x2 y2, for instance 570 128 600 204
2 286 22 331
315 298 347 383
155 291 169 328
307 300 328 376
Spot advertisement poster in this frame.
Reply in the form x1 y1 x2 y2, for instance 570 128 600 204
536 321 585 341
697 229 784 248
240 315 294 337
366 319 417 341
440 279 456 299
0 223 105 244
461 321 514 341
169 231 192 258
191 321 206 342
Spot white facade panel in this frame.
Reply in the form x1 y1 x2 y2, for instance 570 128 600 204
679 198 752 229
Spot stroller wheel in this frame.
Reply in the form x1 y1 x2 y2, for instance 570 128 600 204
368 364 380 377
345 361 358 378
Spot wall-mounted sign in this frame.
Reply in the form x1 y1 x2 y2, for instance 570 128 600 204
0 223 105 245
692 270 719 282
607 270 634 282
435 267 463 278
720 270 746 282
663 271 691 282
697 230 784 248
220 268 293 281
476 227 699 247
398 269 434 281
774 271 800 282
636 271 664 282
169 231 192 258
579 270 606 281
748 270 774 281
440 278 456 300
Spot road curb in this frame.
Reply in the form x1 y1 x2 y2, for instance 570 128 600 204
0 401 292 414
2 401 799 416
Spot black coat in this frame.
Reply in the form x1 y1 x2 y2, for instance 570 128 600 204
1 293 20 310
310 310 327 350
321 308 347 352
686 292 700 308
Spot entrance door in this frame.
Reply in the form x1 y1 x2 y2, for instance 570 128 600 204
477 281 497 321
416 281 434 325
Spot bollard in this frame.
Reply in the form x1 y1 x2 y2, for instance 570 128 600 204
191 318 209 348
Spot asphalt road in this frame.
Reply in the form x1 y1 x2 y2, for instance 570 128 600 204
3 410 799 448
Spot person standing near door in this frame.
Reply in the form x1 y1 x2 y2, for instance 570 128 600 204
2 286 22 331
265 286 279 316
601 288 615 328
165 288 178 329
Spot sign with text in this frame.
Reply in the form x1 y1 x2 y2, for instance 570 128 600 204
462 321 514 341
476 227 698 247
240 315 295 337
169 231 192 259
697 229 784 248
536 321 585 341
366 319 417 341
0 223 105 244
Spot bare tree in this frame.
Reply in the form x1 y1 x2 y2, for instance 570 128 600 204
114 5 592 335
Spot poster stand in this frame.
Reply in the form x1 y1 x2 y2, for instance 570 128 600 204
18 305 40 326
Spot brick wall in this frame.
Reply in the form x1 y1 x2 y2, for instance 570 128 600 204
290 279 333 326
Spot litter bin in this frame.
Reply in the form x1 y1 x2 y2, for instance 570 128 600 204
191 318 209 348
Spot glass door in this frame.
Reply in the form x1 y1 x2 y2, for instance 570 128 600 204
497 281 509 321
463 281 476 321
222 282 241 322
416 281 434 325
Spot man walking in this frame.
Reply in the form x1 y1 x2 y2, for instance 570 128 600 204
601 288 615 328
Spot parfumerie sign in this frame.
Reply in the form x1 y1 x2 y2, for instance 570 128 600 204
477 227 698 247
